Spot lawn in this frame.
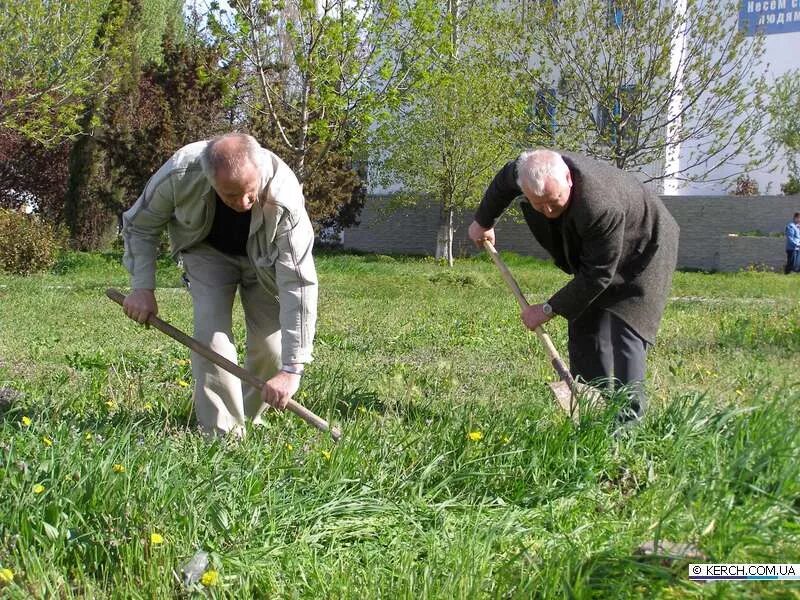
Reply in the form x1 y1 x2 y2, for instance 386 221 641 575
0 251 798 598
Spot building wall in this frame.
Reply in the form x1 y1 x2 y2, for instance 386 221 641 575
673 2 800 195
341 195 800 271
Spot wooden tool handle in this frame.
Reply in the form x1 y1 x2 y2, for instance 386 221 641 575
482 241 575 386
106 288 341 442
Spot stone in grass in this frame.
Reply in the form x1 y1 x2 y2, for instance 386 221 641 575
0 387 21 412
636 540 706 564
180 550 210 588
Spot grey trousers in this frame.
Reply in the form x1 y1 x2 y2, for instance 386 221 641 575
567 309 649 421
181 243 282 437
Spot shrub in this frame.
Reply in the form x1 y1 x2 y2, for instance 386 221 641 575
0 208 63 275
781 175 800 195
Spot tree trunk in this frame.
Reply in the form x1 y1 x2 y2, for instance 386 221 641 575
435 203 454 267
663 0 688 195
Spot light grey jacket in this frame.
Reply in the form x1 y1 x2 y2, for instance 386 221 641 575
122 141 318 364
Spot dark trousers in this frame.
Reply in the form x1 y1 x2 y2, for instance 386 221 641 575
786 250 800 274
568 309 649 421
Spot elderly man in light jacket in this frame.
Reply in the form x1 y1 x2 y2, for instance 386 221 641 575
121 133 318 438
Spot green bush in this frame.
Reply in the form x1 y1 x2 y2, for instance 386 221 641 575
781 175 800 195
0 208 63 275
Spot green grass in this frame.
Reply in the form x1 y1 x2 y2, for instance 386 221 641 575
0 251 799 598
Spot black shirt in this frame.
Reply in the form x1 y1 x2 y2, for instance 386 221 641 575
205 193 252 256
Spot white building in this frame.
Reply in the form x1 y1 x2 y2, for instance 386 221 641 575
666 0 800 195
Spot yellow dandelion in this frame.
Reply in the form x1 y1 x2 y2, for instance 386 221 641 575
200 570 219 587
112 464 125 473
21 416 31 427
0 568 13 584
286 443 293 451
104 400 114 409
321 450 332 460
177 380 190 388
150 532 164 545
85 432 93 441
467 431 483 442
143 402 154 411
33 483 45 494
42 436 53 447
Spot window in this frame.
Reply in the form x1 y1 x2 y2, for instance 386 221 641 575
597 84 639 146
608 0 624 27
528 87 557 141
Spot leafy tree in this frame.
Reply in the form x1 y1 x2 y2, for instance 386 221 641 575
512 0 767 187
207 0 438 228
63 0 145 248
0 130 71 222
0 0 125 143
766 69 800 182
62 1 198 249
371 0 526 265
97 31 233 219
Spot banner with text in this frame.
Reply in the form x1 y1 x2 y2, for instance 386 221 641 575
740 0 800 35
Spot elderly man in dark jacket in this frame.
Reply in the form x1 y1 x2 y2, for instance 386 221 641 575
469 149 679 421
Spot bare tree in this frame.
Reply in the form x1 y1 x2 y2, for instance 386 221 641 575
512 0 767 188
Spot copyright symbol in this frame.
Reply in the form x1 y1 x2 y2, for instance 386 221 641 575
692 565 702 575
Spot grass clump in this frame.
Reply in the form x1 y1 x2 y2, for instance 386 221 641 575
0 252 798 597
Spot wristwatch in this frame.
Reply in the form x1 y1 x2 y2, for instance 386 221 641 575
542 302 553 316
280 364 305 375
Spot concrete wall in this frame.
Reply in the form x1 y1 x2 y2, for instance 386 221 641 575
717 235 786 272
342 195 800 271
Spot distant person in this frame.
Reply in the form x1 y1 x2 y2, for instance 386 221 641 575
469 149 680 424
784 212 800 274
120 133 318 439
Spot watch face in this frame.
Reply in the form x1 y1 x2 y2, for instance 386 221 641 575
543 303 552 315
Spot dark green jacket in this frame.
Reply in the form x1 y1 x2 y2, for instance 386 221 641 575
475 152 679 343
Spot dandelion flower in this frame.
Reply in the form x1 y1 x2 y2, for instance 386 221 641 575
42 437 53 447
177 380 190 388
200 570 219 587
85 432 93 441
112 464 125 473
467 431 483 442
150 532 164 545
21 416 31 427
0 568 13 584
143 402 154 411
104 400 114 409
321 450 331 460
33 484 45 494
286 443 293 451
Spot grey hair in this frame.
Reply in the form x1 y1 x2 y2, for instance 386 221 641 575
515 149 569 196
201 133 262 184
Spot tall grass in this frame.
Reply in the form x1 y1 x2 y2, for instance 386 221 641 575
0 251 798 598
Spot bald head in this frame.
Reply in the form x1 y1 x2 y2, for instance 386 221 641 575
516 149 570 195
515 149 572 219
203 133 262 183
202 133 263 212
